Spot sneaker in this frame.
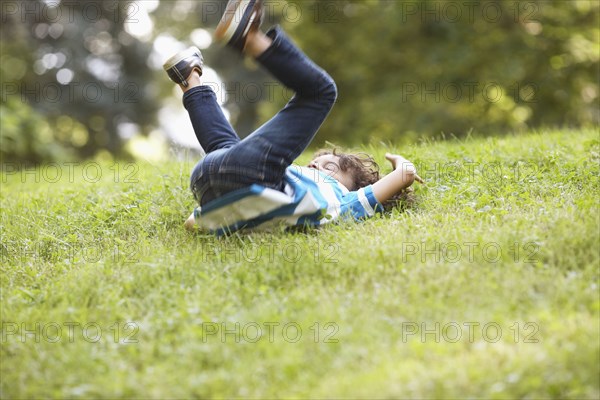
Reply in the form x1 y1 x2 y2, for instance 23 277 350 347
214 0 263 51
163 47 204 87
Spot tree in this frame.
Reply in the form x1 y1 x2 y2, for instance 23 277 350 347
1 0 157 162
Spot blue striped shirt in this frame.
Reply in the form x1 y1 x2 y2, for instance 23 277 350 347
193 166 383 235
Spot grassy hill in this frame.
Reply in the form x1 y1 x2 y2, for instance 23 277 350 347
1 128 599 398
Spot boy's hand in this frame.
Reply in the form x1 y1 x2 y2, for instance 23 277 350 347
373 153 424 204
385 153 412 170
184 213 196 231
385 153 424 184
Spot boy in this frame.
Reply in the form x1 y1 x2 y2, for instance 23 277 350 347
163 0 422 234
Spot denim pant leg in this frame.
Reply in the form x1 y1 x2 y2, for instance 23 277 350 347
183 86 242 204
221 26 338 188
247 26 338 184
183 86 240 153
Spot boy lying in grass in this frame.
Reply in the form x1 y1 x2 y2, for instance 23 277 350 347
163 0 423 235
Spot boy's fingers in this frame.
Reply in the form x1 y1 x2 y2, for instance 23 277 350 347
386 154 400 162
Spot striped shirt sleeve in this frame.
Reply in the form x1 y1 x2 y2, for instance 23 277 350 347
339 185 384 220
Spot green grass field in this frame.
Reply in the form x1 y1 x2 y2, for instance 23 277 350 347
1 129 599 398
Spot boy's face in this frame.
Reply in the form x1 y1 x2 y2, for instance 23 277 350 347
308 154 355 190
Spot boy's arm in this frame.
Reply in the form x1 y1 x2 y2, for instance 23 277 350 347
371 153 423 204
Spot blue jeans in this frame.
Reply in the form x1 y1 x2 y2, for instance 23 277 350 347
184 26 337 206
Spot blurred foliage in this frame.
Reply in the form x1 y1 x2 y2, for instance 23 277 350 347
1 97 74 162
276 0 600 145
1 0 599 162
1 0 157 162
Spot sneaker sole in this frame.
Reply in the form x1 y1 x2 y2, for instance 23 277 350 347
214 0 256 45
162 47 202 71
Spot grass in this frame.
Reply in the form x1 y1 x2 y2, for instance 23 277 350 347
1 128 599 398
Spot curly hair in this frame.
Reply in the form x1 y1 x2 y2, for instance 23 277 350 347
313 149 415 212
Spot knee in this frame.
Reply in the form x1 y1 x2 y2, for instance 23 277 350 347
321 76 338 105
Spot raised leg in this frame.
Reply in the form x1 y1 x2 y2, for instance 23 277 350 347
236 26 338 184
181 73 241 154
